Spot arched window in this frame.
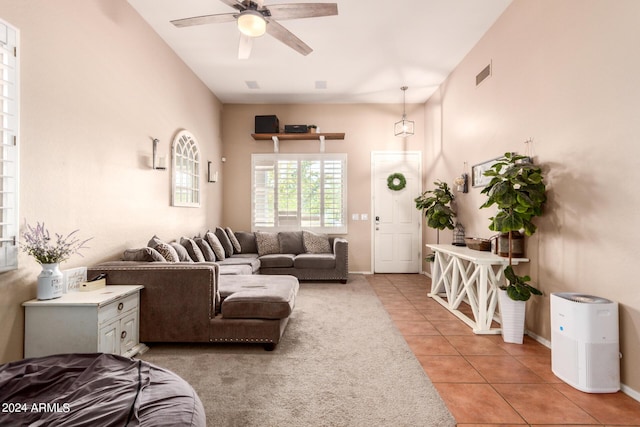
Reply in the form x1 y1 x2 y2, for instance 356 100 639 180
172 130 200 207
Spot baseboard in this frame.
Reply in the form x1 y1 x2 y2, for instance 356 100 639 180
526 329 640 402
525 329 551 348
621 384 640 402
349 270 373 275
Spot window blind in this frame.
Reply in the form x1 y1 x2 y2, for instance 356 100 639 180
252 153 347 234
0 20 18 273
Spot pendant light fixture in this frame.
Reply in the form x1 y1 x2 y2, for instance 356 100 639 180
394 86 414 137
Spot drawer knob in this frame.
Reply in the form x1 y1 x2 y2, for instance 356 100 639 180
117 302 124 311
121 331 127 340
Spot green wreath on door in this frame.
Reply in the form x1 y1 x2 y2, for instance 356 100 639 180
387 173 407 191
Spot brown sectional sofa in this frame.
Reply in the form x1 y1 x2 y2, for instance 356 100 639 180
89 228 348 350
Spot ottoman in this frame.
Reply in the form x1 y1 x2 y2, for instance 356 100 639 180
210 275 300 350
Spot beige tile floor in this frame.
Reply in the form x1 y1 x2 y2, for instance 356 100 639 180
366 273 640 427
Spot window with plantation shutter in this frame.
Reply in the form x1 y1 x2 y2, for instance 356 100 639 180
252 153 347 234
0 19 18 273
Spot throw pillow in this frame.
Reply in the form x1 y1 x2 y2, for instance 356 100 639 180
195 237 216 262
234 231 258 253
255 231 280 257
215 227 234 257
154 242 180 262
226 227 242 253
170 242 193 262
123 247 166 262
278 231 304 254
303 230 331 254
205 231 225 260
147 235 164 248
180 237 205 262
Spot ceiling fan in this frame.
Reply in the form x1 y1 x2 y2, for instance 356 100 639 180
171 0 338 59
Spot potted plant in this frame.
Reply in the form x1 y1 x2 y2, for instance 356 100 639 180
414 180 455 263
480 152 546 343
21 222 92 300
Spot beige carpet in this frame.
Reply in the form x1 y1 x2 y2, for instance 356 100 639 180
138 274 455 427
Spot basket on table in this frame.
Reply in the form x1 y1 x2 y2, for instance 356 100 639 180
465 237 491 251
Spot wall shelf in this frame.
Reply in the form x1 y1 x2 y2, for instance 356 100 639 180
251 133 345 153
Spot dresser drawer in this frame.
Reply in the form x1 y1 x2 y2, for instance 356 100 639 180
98 293 139 325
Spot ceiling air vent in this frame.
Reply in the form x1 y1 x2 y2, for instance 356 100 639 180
476 62 491 86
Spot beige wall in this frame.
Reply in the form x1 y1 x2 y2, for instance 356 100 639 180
221 103 425 273
0 0 223 363
425 0 640 392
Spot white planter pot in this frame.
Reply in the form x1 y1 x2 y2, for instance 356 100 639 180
498 288 526 344
37 263 64 300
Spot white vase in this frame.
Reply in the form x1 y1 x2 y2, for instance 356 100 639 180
498 288 526 344
37 263 64 300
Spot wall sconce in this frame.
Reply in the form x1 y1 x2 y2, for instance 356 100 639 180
152 138 166 170
207 161 218 183
454 162 469 193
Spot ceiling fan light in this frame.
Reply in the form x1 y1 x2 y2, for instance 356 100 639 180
238 10 266 37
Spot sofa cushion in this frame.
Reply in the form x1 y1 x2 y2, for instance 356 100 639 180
217 256 261 273
218 264 253 275
205 231 225 261
294 253 336 270
215 227 234 257
180 237 205 262
123 247 166 262
170 242 193 262
234 232 257 254
154 242 180 262
259 254 295 268
226 227 242 253
278 231 304 255
195 237 216 262
255 231 279 256
303 230 331 254
219 275 299 320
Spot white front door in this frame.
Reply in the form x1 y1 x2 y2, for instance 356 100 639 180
372 152 422 273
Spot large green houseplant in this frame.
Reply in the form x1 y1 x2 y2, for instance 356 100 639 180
415 181 455 261
480 152 546 343
480 152 546 300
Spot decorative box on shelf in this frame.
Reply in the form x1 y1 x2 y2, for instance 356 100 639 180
465 237 491 251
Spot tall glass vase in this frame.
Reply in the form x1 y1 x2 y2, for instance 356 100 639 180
37 263 64 300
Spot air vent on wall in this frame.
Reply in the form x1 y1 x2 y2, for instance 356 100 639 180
476 62 492 86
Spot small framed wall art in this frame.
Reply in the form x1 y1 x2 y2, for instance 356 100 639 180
471 156 502 188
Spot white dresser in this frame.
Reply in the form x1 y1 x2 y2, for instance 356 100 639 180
23 285 147 358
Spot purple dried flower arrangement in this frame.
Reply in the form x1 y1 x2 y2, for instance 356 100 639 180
21 222 92 264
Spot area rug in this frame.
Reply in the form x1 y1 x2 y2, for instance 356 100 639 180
138 274 455 427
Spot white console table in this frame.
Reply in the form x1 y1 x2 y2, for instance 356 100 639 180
426 244 528 334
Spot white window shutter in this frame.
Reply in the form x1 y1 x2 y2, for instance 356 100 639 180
252 153 347 234
0 19 19 273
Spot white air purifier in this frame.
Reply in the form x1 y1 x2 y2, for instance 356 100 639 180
550 293 619 393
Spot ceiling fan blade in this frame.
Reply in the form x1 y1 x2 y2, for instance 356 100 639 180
218 0 247 12
267 3 338 20
238 34 253 59
266 19 312 56
171 13 236 28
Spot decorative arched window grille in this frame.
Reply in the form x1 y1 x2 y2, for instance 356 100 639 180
171 130 200 207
